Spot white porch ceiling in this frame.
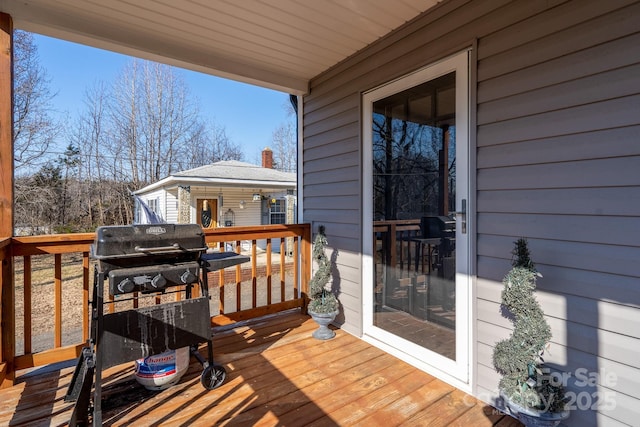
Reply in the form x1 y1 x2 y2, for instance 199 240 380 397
0 0 441 95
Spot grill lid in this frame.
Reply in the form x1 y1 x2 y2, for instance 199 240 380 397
92 224 206 260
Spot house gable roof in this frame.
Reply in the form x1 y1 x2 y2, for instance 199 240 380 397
133 160 296 195
174 160 295 182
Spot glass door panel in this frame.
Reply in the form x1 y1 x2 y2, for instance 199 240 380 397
372 71 457 358
363 52 469 381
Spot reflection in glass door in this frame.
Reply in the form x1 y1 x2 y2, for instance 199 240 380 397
363 52 469 379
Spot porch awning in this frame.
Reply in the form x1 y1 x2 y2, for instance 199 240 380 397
0 0 442 94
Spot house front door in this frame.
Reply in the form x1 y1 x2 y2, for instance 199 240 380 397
363 51 470 384
197 198 218 228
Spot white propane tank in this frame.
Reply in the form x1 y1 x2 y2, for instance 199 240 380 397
134 347 190 391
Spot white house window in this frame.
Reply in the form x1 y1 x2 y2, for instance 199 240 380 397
269 199 286 224
134 195 163 224
147 198 159 214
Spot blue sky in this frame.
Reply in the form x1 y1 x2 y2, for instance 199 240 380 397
33 34 293 164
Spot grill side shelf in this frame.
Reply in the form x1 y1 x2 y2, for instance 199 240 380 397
201 252 250 272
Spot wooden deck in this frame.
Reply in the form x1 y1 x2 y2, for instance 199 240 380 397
0 311 522 426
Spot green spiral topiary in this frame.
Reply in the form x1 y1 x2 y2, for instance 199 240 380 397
307 225 339 314
493 238 567 413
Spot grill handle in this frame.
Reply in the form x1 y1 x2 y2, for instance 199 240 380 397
134 243 208 253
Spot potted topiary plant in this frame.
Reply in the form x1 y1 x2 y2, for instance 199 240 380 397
307 225 339 340
493 238 570 427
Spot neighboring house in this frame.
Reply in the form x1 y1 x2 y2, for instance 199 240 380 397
1 1 639 426
133 148 296 230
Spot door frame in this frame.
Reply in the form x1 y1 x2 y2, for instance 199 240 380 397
361 50 473 389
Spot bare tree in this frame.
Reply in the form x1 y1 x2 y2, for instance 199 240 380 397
70 81 111 227
13 30 63 232
13 30 60 174
176 119 243 169
23 49 249 231
110 60 142 186
372 113 444 221
270 99 297 172
110 59 204 184
67 58 243 229
14 162 62 233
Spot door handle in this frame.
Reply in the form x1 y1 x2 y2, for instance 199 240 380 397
452 199 467 234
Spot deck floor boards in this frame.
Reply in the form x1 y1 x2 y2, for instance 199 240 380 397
0 310 521 426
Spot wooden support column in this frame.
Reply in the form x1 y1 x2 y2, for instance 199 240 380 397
0 13 12 236
0 12 14 388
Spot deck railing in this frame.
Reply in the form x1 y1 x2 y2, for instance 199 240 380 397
374 219 422 276
0 224 311 388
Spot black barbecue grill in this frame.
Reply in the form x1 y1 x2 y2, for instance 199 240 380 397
65 224 249 427
93 224 206 295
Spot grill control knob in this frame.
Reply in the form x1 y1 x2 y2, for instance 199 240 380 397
180 270 197 284
150 274 167 289
117 278 135 294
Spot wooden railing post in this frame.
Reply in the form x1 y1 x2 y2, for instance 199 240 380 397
300 224 311 314
23 256 31 354
0 241 14 388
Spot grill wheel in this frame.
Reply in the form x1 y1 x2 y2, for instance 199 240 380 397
201 364 227 390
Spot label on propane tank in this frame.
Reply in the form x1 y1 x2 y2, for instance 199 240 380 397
135 351 178 378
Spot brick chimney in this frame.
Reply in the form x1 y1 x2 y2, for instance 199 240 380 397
262 147 273 169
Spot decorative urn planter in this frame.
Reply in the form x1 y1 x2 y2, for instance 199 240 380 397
308 309 338 340
493 239 570 427
307 225 339 340
501 392 570 427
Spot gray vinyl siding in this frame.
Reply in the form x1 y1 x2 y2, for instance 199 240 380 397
303 0 640 425
474 2 640 426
